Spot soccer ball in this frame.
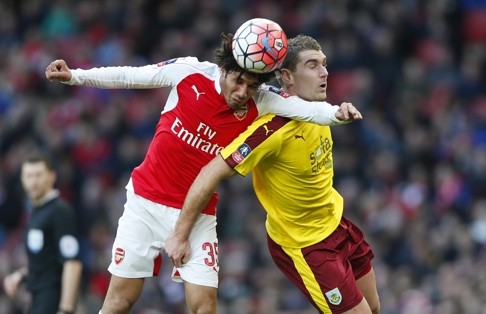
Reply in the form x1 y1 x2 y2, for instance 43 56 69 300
232 18 288 73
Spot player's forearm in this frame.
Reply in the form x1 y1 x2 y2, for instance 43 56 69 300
256 88 345 126
176 156 236 239
65 65 164 89
175 174 218 239
59 260 82 313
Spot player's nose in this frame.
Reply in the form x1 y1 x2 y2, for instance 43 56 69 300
235 85 249 99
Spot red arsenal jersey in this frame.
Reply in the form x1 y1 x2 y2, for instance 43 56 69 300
132 70 258 215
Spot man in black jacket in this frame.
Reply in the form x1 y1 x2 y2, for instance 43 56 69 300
3 151 83 314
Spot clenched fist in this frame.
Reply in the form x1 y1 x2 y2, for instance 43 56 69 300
45 59 72 82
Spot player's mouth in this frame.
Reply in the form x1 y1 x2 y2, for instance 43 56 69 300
232 97 245 106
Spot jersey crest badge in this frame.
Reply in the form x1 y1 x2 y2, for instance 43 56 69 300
115 247 125 265
325 287 342 305
234 103 249 120
231 143 251 164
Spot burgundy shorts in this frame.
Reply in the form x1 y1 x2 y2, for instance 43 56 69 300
267 216 374 314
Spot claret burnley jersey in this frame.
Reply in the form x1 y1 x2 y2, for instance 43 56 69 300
221 115 344 248
67 57 344 215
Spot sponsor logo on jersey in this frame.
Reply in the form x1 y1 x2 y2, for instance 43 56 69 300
310 134 332 174
191 85 206 100
263 125 274 136
115 247 125 265
325 287 342 305
231 143 251 164
268 86 290 98
59 235 80 258
171 118 223 155
294 131 305 141
156 58 177 67
27 229 44 253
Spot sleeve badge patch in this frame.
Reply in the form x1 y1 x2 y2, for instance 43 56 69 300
156 58 178 67
231 143 251 164
268 86 290 98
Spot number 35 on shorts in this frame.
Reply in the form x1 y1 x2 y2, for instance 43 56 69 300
202 242 219 271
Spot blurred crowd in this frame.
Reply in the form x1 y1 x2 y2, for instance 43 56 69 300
1 0 486 313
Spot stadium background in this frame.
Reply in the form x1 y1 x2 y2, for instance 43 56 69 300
1 0 485 313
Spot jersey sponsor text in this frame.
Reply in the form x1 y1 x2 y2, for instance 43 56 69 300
171 118 223 155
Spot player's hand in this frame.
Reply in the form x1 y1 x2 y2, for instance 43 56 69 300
3 271 23 298
165 232 191 268
335 102 363 122
45 59 72 82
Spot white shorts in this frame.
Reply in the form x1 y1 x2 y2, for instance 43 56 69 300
108 185 219 288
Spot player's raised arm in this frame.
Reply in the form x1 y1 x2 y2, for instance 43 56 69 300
255 85 363 126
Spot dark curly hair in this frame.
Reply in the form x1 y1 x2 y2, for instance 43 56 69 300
213 32 275 84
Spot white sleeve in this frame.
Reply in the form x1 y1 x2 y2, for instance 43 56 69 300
64 57 203 89
254 84 348 126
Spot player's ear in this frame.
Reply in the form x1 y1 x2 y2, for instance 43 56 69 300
49 170 57 187
220 67 228 78
279 68 292 85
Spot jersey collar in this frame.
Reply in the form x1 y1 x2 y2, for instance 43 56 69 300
33 189 60 207
214 68 222 94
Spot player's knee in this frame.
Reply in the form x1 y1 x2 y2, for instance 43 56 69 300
194 305 215 314
191 299 216 314
370 297 381 314
102 295 135 314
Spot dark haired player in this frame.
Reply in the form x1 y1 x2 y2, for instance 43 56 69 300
45 31 360 313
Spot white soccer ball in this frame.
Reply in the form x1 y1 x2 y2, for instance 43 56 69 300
232 18 288 73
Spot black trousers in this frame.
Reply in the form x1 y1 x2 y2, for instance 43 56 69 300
28 287 61 314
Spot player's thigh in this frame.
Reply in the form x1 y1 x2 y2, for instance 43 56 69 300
356 268 379 313
184 281 217 313
341 297 372 314
109 191 174 278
